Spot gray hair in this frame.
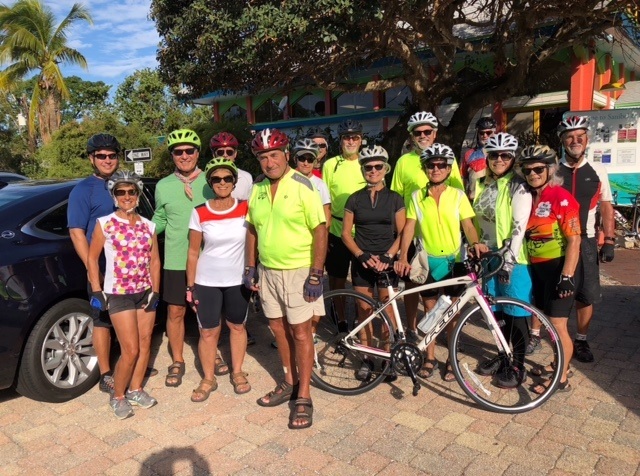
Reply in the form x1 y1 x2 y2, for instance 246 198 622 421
516 162 564 187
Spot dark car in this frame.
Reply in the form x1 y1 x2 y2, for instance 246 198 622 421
0 172 28 184
0 178 157 402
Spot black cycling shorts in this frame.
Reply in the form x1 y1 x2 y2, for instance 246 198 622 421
530 257 580 318
575 237 602 306
325 233 351 279
162 269 187 306
350 257 399 289
194 284 251 329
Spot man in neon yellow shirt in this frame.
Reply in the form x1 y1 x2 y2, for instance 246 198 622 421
390 112 464 342
395 144 486 382
244 128 327 430
322 119 366 332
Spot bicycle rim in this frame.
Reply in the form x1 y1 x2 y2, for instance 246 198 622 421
311 289 394 396
450 297 563 413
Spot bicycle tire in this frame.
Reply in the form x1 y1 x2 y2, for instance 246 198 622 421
449 297 563 413
311 289 395 396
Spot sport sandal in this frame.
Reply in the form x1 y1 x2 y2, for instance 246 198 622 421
288 398 313 430
165 361 185 387
231 372 251 395
191 378 218 403
256 381 298 407
214 354 230 376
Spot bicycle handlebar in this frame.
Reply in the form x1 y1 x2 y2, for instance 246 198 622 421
465 239 513 281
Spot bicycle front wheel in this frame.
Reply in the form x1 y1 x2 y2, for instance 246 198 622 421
450 297 563 413
311 289 395 396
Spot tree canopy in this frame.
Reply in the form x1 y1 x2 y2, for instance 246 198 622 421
0 0 92 147
151 0 639 146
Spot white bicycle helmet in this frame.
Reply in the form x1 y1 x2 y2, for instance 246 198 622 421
420 143 455 165
107 170 144 196
557 115 589 137
293 138 320 158
358 145 389 165
407 111 439 132
484 132 519 154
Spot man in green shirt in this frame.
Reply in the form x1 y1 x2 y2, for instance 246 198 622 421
153 129 214 387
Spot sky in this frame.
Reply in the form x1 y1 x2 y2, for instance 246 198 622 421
53 0 160 93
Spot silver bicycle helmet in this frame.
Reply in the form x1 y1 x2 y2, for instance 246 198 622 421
107 170 144 196
358 145 389 165
420 143 455 165
407 111 439 132
292 138 320 158
557 116 589 137
484 133 519 153
518 145 558 165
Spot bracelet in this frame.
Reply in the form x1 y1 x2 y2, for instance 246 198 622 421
186 285 195 291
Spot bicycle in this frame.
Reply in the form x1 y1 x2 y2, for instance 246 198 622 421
611 190 640 238
312 243 564 414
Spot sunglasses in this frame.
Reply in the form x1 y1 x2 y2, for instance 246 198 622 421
363 164 385 172
425 162 448 170
215 148 235 157
488 152 514 161
479 130 494 137
93 153 118 160
342 135 361 142
210 175 235 184
412 129 434 137
317 144 328 149
114 189 139 197
297 155 316 164
171 147 197 157
522 166 548 176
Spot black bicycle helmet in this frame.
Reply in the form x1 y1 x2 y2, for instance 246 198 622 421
476 117 497 130
306 127 329 142
337 119 363 136
87 133 121 154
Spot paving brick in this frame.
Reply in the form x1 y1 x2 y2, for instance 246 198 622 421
284 445 333 472
499 445 557 472
392 410 435 432
613 430 640 451
595 457 639 476
434 412 475 435
351 450 392 474
555 446 600 474
462 453 511 476
495 422 538 447
410 452 465 475
455 431 505 457
440 442 481 466
589 440 640 465
591 402 628 422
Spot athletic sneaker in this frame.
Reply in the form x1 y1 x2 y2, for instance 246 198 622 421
477 355 505 376
356 359 374 381
574 339 594 363
495 366 526 389
99 373 114 393
125 389 157 409
525 336 541 355
406 329 421 344
110 396 134 420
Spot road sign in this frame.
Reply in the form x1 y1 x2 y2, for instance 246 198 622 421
134 162 145 175
124 148 152 162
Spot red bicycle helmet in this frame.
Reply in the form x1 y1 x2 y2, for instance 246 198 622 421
251 128 289 155
210 132 239 150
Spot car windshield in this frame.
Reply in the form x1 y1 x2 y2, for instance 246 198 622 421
0 188 32 208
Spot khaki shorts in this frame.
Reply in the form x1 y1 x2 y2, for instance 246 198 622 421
258 265 325 325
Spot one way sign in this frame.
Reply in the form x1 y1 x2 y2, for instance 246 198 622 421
124 148 152 162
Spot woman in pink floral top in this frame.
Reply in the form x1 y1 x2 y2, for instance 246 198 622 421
88 170 161 420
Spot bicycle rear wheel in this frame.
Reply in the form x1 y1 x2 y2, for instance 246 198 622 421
450 297 563 413
311 289 395 396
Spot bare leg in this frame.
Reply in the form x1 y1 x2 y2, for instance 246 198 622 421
166 304 186 363
228 322 247 374
550 317 573 382
198 326 221 387
575 302 592 335
110 310 140 398
93 326 112 374
289 318 314 429
129 309 156 390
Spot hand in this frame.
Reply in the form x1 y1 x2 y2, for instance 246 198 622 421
242 266 258 290
143 291 160 311
90 291 108 311
303 274 323 302
556 274 575 299
599 242 615 262
497 262 513 285
468 242 489 258
394 259 411 277
357 252 372 268
186 286 199 311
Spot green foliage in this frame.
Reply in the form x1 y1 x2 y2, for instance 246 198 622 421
114 68 187 133
61 76 111 122
0 0 92 144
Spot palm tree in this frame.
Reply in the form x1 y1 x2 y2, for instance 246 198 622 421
0 0 92 147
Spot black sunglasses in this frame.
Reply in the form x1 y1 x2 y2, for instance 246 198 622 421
425 162 448 170
171 147 197 157
488 152 514 161
114 189 139 197
93 153 118 160
210 175 235 184
522 166 548 176
412 129 434 137
297 155 316 164
363 164 385 172
215 148 235 157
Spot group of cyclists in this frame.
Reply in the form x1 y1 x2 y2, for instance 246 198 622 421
70 109 614 425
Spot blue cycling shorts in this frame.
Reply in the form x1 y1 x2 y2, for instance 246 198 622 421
485 263 533 317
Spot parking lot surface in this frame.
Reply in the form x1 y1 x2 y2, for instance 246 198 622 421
1 249 639 475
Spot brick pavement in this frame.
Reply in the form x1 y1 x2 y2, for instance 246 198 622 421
1 258 639 475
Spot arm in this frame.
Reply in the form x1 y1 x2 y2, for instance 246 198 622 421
387 208 406 257
508 185 533 262
69 228 90 269
152 188 167 235
323 204 331 229
87 223 106 292
150 234 161 293
562 235 581 277
244 223 260 292
311 222 328 272
461 217 489 256
186 229 202 288
394 218 416 277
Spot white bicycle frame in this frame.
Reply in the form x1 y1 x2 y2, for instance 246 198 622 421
341 270 513 361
